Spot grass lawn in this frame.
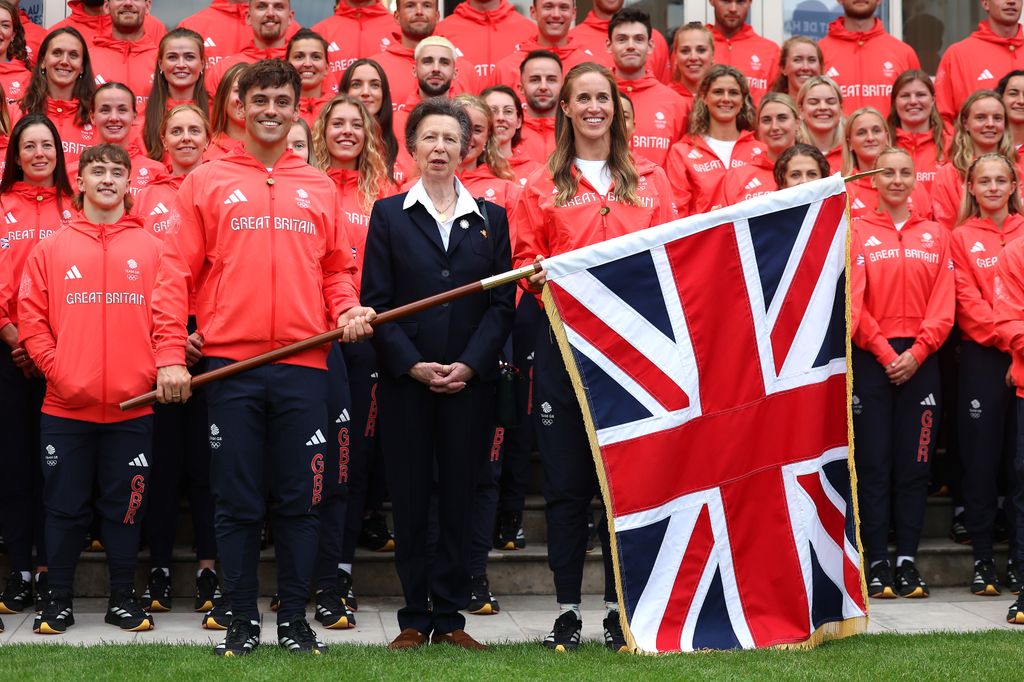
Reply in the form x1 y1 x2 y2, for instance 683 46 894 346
0 632 1020 681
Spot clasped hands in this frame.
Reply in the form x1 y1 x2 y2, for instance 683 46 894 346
410 361 474 394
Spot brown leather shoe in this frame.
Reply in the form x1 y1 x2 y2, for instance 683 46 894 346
388 628 429 650
432 629 488 650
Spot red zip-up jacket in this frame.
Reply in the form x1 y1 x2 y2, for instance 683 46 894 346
20 9 46 57
993 238 1024 395
89 35 160 113
508 146 541 184
665 131 764 216
38 98 97 164
846 177 932 221
513 156 677 269
178 0 299 67
518 114 556 164
617 76 688 168
135 173 183 236
327 166 398 280
0 60 30 104
850 211 954 366
68 143 168 200
204 42 288 98
435 0 536 87
460 165 521 222
51 0 165 44
152 148 360 370
894 128 947 196
951 214 1024 350
818 18 920 117
571 12 669 81
297 85 336 128
494 36 599 94
713 152 775 207
936 22 1024 125
17 214 160 423
313 2 398 77
373 34 480 110
708 24 779 104
0 183 72 329
204 134 244 162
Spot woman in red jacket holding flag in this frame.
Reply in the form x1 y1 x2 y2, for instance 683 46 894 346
20 143 162 635
951 153 1024 598
514 62 675 654
851 147 955 602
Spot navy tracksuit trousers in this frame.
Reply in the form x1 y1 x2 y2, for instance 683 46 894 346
40 414 153 595
203 358 327 624
313 342 351 590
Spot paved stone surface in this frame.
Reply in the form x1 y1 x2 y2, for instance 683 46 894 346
1 589 1019 647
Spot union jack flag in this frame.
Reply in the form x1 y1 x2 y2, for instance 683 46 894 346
541 176 867 653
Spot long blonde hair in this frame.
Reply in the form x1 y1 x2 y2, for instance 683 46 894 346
949 90 1017 179
689 64 755 137
312 95 389 213
549 63 638 207
797 75 844 152
956 152 1022 225
842 107 890 175
453 93 514 181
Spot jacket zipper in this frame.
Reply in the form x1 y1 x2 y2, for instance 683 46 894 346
268 173 276 348
101 227 109 418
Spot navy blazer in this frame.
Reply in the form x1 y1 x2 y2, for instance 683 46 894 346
360 194 515 382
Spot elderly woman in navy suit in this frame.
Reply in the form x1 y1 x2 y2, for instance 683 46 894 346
360 97 515 651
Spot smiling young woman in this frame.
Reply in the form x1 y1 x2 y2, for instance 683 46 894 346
888 70 947 197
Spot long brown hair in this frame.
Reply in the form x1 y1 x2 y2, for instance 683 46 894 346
689 64 755 136
886 69 946 165
949 90 1017 178
771 36 821 97
0 0 29 68
957 152 1022 225
454 93 514 181
210 62 249 138
145 29 210 161
313 95 389 214
21 27 94 127
550 62 638 207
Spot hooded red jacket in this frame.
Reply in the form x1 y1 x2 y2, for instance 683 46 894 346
0 183 73 329
178 0 300 67
850 211 954 366
327 166 397 280
714 152 775 207
20 9 45 57
152 148 360 370
951 214 1024 349
460 165 521 219
50 0 165 44
68 142 168 200
513 156 677 268
818 18 920 117
434 0 536 87
135 173 183 237
617 76 688 168
508 146 541 184
846 176 933 221
571 12 669 81
935 22 1024 125
993 238 1024 395
494 36 600 93
313 2 399 77
89 35 160 112
665 131 764 216
17 214 160 423
708 24 779 104
204 42 288 98
894 128 948 197
39 98 97 164
0 60 30 103
518 114 556 165
373 34 480 110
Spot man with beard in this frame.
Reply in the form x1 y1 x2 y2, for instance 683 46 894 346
374 0 479 107
313 0 399 76
89 0 160 112
493 0 597 92
819 0 920 116
51 0 165 44
180 0 300 67
391 36 460 141
516 50 562 161
707 0 779 104
204 0 295 97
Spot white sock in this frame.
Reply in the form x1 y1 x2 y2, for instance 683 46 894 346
954 506 965 516
154 567 170 577
338 563 353 575
559 603 581 619
896 555 914 567
869 559 886 568
197 568 215 578
19 571 30 583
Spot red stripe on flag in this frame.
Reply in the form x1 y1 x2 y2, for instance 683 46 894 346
721 470 810 646
663 224 766 413
655 505 714 651
550 281 690 412
770 194 846 374
797 471 866 612
604 374 847 516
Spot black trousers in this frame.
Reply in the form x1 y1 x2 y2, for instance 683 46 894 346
0 350 45 572
534 324 616 604
958 340 1017 561
852 339 941 563
378 375 494 635
314 342 351 589
1013 399 1024 565
469 428 504 577
204 359 326 624
40 414 153 595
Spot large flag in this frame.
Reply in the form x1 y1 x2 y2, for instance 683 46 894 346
540 175 867 653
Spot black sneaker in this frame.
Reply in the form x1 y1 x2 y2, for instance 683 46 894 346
33 592 74 634
542 611 582 652
203 602 232 630
33 573 48 613
105 589 155 631
1007 560 1022 595
359 511 395 552
270 594 281 612
338 569 358 611
0 615 4 633
314 587 355 629
278 618 328 654
468 574 500 615
143 569 172 612
0 571 32 613
195 568 221 612
493 511 525 550
950 512 970 545
867 560 897 599
894 561 929 598
972 559 1002 596
215 617 260 657
603 611 628 652
1009 596 1024 624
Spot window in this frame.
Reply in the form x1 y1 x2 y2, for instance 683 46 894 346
783 0 891 41
902 0 984 75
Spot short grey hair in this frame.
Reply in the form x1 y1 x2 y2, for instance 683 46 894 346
404 97 472 158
